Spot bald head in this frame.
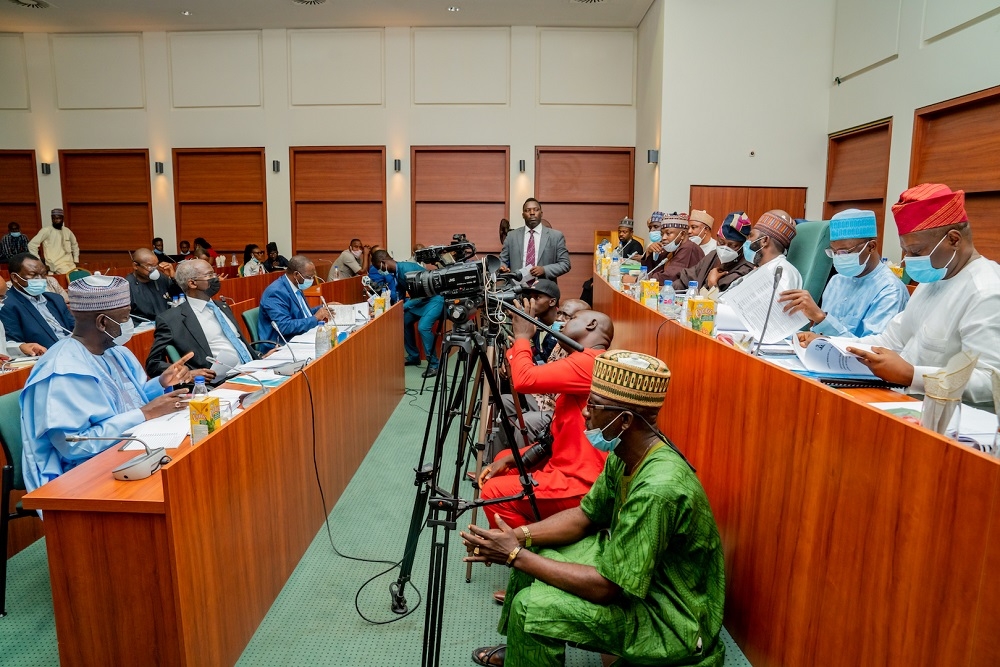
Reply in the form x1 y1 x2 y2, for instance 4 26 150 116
556 299 589 323
563 309 614 350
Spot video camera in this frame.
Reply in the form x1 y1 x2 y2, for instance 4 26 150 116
406 234 519 306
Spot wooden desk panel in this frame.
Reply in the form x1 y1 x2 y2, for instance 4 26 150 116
303 276 364 308
218 272 281 304
593 276 1000 667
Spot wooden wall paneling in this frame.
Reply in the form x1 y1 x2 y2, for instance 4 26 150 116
540 203 631 253
58 150 153 265
824 119 892 250
290 147 387 255
746 186 807 223
964 192 1000 261
690 186 749 234
0 150 42 237
413 202 508 254
173 148 267 255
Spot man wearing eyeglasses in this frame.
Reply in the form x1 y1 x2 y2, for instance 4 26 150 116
782 209 908 340
125 247 181 323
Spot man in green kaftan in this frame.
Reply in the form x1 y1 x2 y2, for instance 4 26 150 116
461 349 725 667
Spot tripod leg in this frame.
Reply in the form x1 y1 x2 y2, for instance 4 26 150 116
421 512 454 667
465 345 497 582
390 465 434 614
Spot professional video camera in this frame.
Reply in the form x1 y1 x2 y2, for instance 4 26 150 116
406 234 518 307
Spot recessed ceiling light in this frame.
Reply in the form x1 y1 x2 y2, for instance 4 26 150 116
448 6 460 11
8 0 50 8
181 10 191 16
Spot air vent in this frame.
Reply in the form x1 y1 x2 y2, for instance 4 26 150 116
8 0 50 8
570 0 606 3
292 0 326 5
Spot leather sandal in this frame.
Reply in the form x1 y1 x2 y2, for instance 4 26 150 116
493 589 506 604
472 645 506 666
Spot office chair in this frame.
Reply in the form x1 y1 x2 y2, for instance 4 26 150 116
0 390 38 617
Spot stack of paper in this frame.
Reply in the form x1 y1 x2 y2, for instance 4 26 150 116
719 269 808 344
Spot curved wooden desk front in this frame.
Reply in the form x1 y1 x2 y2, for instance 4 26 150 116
22 304 404 667
593 276 999 667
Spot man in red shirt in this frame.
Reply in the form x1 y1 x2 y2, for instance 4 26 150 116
479 303 614 532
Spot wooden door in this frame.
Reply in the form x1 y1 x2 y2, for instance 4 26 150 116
0 150 42 247
535 147 634 300
690 185 808 235
173 148 267 256
824 119 892 250
290 147 386 264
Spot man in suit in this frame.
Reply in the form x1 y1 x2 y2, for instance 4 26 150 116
0 252 75 347
126 247 181 323
257 254 331 346
499 198 571 283
145 259 259 380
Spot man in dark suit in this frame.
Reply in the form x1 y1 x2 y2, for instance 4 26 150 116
257 254 331 346
0 252 75 347
145 259 259 380
499 198 571 283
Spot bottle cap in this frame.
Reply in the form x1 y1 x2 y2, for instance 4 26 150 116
194 376 205 384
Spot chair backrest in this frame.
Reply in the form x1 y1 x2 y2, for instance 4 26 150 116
242 307 260 341
67 268 91 283
786 220 833 303
0 390 25 491
165 344 182 363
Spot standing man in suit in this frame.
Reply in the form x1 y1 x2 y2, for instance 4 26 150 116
499 198 572 283
257 254 331 346
0 253 75 347
145 259 259 380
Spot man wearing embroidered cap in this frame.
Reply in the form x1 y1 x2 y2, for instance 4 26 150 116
20 275 194 492
672 211 756 292
27 208 79 275
688 209 718 256
614 217 643 259
463 350 725 667
743 209 803 292
782 209 908 339
643 212 704 281
847 184 1000 404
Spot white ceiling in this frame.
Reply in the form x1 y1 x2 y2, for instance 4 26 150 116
0 0 654 32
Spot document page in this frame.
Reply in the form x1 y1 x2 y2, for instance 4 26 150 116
719 269 808 344
793 337 874 377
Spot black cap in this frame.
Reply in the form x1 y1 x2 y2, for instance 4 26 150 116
523 278 560 301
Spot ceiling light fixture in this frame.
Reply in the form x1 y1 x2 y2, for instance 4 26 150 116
180 10 191 16
448 6 460 11
292 0 327 5
7 0 51 9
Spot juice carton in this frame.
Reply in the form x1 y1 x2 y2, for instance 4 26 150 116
190 397 221 444
686 298 717 335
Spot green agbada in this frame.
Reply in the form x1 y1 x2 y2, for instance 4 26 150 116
498 443 726 666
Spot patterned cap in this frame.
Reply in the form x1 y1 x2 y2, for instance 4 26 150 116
650 211 665 223
51 208 64 216
689 209 715 229
591 350 671 408
830 209 877 241
618 217 634 229
754 210 797 248
718 211 752 243
67 275 130 312
891 183 967 235
662 212 689 230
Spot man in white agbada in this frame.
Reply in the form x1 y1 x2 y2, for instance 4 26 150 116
20 275 194 492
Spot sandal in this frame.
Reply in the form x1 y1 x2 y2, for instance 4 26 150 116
493 589 505 604
472 645 506 666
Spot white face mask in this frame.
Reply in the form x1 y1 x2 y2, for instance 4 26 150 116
716 246 739 264
148 269 161 281
102 315 134 346
689 234 703 246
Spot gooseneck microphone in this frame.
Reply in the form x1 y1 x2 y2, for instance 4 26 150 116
206 356 269 408
64 435 170 482
754 265 783 357
270 321 308 375
271 321 299 363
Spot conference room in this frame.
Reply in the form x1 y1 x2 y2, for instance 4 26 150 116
2 0 1000 665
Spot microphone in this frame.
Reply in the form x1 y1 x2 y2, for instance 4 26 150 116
360 275 379 298
219 295 236 305
206 355 269 408
754 266 783 356
270 321 308 375
64 435 170 482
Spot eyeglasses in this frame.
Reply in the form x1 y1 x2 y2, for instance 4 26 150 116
135 262 158 271
195 273 218 281
823 241 869 258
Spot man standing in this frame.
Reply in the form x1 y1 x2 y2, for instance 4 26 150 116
464 350 725 667
257 255 331 346
28 208 79 275
329 238 370 279
645 213 704 282
146 259 257 379
0 222 29 264
125 248 180 323
20 275 192 492
848 184 1000 405
672 211 755 292
614 218 644 259
688 209 717 256
782 209 908 339
742 210 802 292
499 198 571 283
0 253 74 347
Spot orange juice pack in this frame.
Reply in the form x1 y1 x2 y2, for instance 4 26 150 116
686 297 716 335
189 397 221 444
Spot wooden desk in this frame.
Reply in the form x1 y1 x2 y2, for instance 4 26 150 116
218 272 281 304
22 304 405 666
303 276 365 308
593 276 1000 667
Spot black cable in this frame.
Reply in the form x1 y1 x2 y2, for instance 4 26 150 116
653 317 671 360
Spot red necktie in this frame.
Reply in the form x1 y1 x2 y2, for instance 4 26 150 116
526 230 536 267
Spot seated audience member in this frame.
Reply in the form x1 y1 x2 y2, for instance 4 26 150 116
464 350 725 667
409 243 427 264
615 217 644 259
20 275 193 492
193 237 219 261
263 242 289 272
370 249 445 378
39 265 68 299
177 240 193 260
847 184 1000 405
743 210 802 291
0 280 46 358
193 246 212 262
0 253 74 347
152 237 174 264
672 211 755 292
0 221 29 264
257 255 331 346
330 238 369 279
126 248 180 323
645 213 704 281
688 209 717 256
240 244 267 277
782 209 908 339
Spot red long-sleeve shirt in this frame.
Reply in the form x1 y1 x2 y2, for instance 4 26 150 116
504 338 607 498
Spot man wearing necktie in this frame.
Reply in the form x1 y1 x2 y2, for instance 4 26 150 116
145 259 260 380
257 255 332 347
499 198 572 284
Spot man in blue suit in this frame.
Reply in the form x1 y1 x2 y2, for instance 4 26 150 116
0 252 75 347
257 254 331 347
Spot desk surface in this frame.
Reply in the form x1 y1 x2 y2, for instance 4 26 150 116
593 276 1000 667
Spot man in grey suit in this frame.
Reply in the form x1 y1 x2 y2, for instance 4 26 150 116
499 198 572 282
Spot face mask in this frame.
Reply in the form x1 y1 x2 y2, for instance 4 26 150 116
832 248 870 278
352 249 362 258
584 411 627 453
551 321 563 332
102 315 134 346
689 234 703 246
663 238 680 253
203 277 222 297
298 277 313 291
716 246 739 265
648 230 662 243
743 238 764 264
10 232 20 238
21 277 48 296
903 235 955 284
147 269 161 281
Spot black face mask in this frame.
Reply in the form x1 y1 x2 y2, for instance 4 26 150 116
203 277 222 297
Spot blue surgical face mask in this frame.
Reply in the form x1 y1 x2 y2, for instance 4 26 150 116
551 321 563 332
832 248 870 278
294 272 313 291
903 234 955 284
648 230 662 243
22 277 48 296
10 232 20 238
743 237 764 264
663 238 680 253
584 410 627 453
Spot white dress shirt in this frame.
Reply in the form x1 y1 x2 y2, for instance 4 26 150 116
696 237 718 256
755 254 802 292
187 296 244 363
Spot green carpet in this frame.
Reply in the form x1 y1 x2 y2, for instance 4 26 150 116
1 365 751 666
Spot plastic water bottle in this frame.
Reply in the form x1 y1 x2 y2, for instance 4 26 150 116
192 376 208 397
315 324 332 355
172 295 180 308
231 254 238 266
333 266 341 280
658 282 675 316
609 249 621 288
